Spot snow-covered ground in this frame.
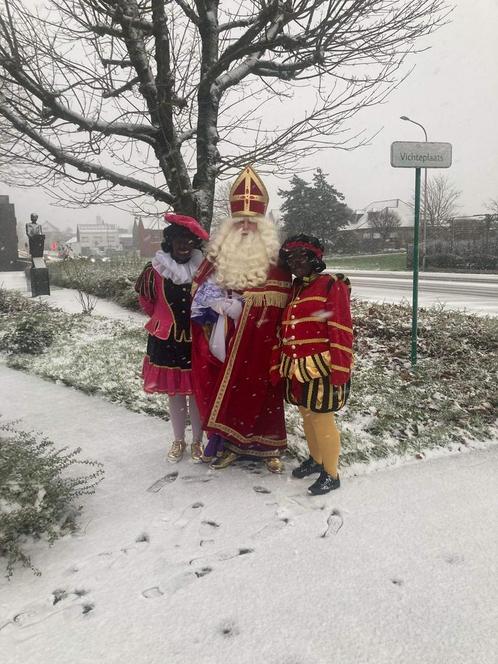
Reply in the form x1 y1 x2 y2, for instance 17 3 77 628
1 366 497 664
1 270 497 662
0 271 145 324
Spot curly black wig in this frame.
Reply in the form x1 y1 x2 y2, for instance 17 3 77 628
161 224 204 253
279 233 326 273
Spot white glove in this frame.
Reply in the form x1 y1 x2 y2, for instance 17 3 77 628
210 297 243 321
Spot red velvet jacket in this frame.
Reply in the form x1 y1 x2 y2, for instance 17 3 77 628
276 273 353 386
135 264 177 340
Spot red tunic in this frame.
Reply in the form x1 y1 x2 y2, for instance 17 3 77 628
275 273 353 412
191 262 292 457
279 273 353 385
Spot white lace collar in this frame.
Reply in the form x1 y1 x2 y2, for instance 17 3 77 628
152 249 203 285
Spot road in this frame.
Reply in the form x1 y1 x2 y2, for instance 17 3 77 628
2 268 497 316
339 270 498 315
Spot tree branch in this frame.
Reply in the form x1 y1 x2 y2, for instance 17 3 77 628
0 93 174 203
175 0 199 26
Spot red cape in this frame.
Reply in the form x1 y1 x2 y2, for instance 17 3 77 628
191 262 292 456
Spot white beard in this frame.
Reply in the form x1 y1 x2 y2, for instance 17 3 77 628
207 218 280 291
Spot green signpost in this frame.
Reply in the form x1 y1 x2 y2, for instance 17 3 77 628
390 140 452 366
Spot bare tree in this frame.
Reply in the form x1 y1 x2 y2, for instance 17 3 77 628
368 208 402 242
211 180 231 229
0 1 450 228
421 175 461 234
61 258 98 314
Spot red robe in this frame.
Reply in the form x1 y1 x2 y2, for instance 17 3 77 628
191 262 292 457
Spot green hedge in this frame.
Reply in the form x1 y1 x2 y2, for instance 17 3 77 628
48 257 145 310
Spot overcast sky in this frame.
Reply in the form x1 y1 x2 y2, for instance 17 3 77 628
1 0 497 230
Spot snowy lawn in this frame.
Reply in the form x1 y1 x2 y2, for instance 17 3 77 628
1 288 496 469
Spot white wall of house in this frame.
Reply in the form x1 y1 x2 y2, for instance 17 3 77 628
351 199 414 231
77 224 120 254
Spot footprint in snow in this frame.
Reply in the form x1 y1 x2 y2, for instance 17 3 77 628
135 533 150 543
73 588 89 597
218 619 239 638
181 475 215 483
320 508 343 538
190 547 254 573
253 485 271 494
161 571 197 596
142 587 164 599
147 471 178 493
195 567 213 578
252 518 288 540
445 553 464 565
81 603 94 615
199 539 215 547
52 589 68 605
174 502 205 528
8 595 92 629
219 547 254 561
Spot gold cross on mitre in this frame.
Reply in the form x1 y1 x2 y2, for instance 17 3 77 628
229 165 269 218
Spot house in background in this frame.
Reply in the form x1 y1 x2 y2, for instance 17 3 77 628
338 199 414 252
136 216 163 257
42 220 72 251
118 231 134 252
76 223 121 256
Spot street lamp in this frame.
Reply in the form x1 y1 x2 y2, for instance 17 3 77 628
400 116 428 270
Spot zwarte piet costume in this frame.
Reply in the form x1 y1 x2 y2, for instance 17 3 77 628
278 271 353 412
277 235 353 494
136 241 205 394
135 213 209 463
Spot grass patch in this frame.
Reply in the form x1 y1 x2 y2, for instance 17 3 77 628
325 252 407 271
1 289 496 470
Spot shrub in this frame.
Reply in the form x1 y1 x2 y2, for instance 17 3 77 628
49 257 143 311
424 253 465 269
0 301 68 355
0 288 32 314
463 254 497 271
0 425 104 577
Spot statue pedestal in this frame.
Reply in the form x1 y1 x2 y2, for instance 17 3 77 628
29 257 50 297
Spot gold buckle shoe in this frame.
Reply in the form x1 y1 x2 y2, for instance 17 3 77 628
266 457 284 474
167 440 186 463
210 451 239 469
191 441 204 463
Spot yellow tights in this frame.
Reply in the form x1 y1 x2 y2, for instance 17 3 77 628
298 406 341 479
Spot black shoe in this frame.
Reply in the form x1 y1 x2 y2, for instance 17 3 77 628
307 471 340 495
292 457 322 479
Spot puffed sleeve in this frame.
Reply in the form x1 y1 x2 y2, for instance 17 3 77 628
326 275 353 386
134 262 156 316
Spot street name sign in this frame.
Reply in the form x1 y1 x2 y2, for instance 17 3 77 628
390 141 452 168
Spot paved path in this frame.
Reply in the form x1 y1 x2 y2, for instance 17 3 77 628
0 270 144 324
1 365 497 664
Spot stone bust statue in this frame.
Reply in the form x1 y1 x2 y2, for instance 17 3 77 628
26 212 45 257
